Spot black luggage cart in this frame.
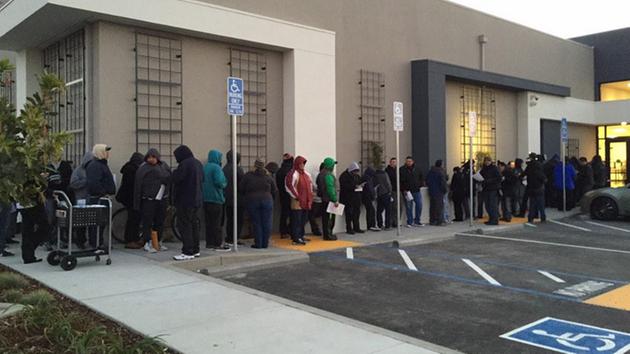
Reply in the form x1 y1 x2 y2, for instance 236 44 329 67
47 191 112 271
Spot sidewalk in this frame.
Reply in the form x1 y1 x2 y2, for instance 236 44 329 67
0 242 450 354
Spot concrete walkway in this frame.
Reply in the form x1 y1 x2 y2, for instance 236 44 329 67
0 243 448 354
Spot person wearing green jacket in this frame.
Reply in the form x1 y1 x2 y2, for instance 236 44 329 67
202 150 229 251
316 157 338 241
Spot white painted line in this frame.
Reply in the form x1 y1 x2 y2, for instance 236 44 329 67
525 223 537 228
537 270 566 283
462 258 502 286
398 249 418 271
585 220 630 233
548 219 591 232
456 232 630 255
346 247 354 260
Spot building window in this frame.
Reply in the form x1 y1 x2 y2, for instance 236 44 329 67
359 69 385 169
566 138 579 158
42 29 86 166
596 124 630 187
229 48 267 169
460 85 496 164
134 33 183 167
600 81 630 102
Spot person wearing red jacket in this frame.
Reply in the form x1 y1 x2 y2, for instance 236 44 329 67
285 156 313 245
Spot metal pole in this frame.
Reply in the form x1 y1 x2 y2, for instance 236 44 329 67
232 115 238 252
469 140 473 227
562 142 566 214
396 131 401 236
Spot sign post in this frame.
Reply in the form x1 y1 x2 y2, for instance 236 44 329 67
393 101 404 236
561 117 568 214
227 77 244 251
468 111 477 227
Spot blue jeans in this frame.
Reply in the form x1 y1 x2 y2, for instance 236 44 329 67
404 191 422 225
528 194 546 222
290 209 307 242
247 198 273 248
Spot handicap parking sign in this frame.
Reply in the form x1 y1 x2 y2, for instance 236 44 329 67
501 317 630 354
227 77 244 116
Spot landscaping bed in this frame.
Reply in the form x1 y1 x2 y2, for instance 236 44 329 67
0 264 172 354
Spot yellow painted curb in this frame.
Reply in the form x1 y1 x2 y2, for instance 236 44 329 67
271 234 362 253
585 284 630 311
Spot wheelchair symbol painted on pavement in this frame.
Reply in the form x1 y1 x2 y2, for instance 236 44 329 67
501 317 630 354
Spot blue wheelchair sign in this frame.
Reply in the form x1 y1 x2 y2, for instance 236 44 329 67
501 317 630 354
227 77 244 116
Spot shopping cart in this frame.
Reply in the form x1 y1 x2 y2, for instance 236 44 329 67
47 191 112 271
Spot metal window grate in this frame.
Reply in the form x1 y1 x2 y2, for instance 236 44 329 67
0 70 14 108
42 29 86 166
566 138 579 158
359 69 385 169
460 85 496 164
229 48 267 169
134 33 183 166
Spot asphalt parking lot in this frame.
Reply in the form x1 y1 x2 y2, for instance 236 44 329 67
224 215 630 354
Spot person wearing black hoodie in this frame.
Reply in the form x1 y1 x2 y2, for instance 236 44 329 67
426 160 447 226
525 158 547 223
116 152 144 249
385 157 399 227
362 167 379 231
172 145 204 257
339 162 364 234
223 150 245 245
480 156 501 225
591 155 607 189
276 153 293 239
450 166 468 222
134 149 171 253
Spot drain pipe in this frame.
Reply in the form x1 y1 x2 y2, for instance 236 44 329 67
478 34 488 71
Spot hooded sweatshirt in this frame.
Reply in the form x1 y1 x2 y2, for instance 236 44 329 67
339 162 362 204
426 165 447 197
116 152 144 207
203 150 228 204
172 145 204 209
223 150 244 207
316 157 338 203
133 149 172 210
285 155 314 210
362 167 377 202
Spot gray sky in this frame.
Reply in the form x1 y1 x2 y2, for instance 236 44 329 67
447 0 630 38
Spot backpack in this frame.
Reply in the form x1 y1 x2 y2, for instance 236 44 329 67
69 162 88 191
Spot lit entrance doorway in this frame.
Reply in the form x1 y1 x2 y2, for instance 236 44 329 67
598 124 630 187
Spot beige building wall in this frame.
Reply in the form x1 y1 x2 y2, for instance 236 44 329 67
568 123 597 159
202 0 593 170
445 81 518 169
91 21 284 173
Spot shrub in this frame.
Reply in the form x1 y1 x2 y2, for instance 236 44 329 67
0 272 28 290
19 289 55 306
0 289 22 303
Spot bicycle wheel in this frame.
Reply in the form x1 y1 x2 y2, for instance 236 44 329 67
111 207 128 244
170 210 201 242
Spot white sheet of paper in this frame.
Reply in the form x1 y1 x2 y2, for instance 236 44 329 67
155 184 166 200
326 202 345 216
404 191 413 201
473 172 484 182
354 186 363 192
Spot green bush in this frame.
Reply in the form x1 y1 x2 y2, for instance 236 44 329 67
0 289 23 303
0 273 28 290
19 289 55 306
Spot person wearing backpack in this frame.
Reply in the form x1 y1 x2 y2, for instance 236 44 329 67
69 151 93 203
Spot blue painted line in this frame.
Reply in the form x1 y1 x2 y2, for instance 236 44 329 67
311 252 583 303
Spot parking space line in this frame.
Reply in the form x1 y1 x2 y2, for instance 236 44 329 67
456 232 630 255
462 258 502 286
398 249 418 271
538 271 566 283
548 219 591 232
585 220 630 233
346 247 354 260
525 223 537 228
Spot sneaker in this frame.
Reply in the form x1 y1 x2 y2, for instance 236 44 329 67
144 242 158 253
405 224 413 228
1 250 14 257
193 252 201 257
355 230 365 234
413 223 424 227
369 227 381 231
173 254 194 261
159 243 168 251
213 245 232 252
292 239 306 245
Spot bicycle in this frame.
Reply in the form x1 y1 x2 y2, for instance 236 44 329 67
111 205 200 244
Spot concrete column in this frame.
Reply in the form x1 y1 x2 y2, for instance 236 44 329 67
15 48 42 110
283 48 336 176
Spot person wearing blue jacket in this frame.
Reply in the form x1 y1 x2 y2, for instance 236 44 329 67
553 159 576 211
203 150 229 251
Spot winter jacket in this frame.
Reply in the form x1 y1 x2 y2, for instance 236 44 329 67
339 163 362 205
116 152 144 208
553 163 576 191
240 168 277 202
70 152 93 200
133 149 172 210
316 157 338 203
203 150 227 204
525 161 546 196
426 166 447 197
276 157 294 203
172 145 203 209
86 158 116 198
450 170 468 199
223 151 244 207
284 156 314 210
385 165 397 191
374 169 392 197
576 164 595 193
592 160 607 188
399 164 423 193
362 167 377 202
501 167 518 197
480 164 501 192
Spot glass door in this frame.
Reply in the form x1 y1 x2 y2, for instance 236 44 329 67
606 140 629 187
